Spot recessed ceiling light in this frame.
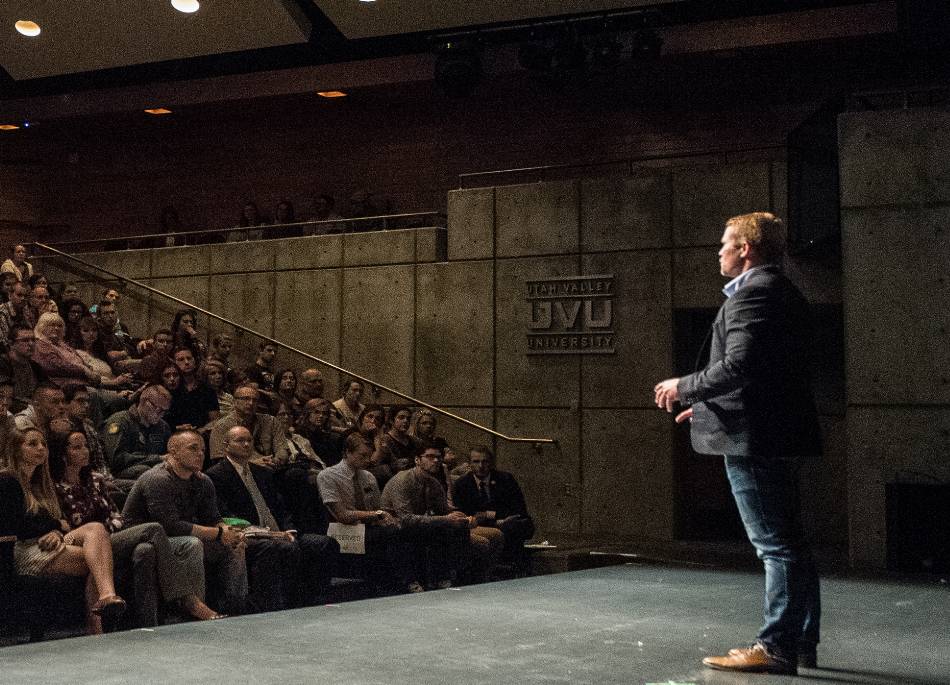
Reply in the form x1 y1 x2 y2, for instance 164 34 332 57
317 91 348 98
15 20 41 37
359 0 376 3
171 0 200 13
0 124 20 131
144 108 173 115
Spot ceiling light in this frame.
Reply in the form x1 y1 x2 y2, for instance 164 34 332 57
317 91 347 98
15 20 41 37
0 124 20 131
171 0 200 14
144 108 173 115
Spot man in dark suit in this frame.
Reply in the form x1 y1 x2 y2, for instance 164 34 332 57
452 445 534 568
654 212 821 676
206 426 338 609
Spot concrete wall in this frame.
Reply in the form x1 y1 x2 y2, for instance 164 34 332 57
839 107 950 569
36 155 851 550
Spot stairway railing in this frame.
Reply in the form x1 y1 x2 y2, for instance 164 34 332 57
33 241 556 448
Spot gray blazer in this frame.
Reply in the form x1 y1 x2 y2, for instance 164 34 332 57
677 264 822 459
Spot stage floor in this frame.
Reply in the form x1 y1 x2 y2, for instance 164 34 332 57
1 564 947 684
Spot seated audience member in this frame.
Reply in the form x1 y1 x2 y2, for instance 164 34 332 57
95 299 138 372
407 408 450 491
101 385 173 481
165 347 219 431
332 378 365 430
27 273 49 291
1 243 33 282
15 382 70 436
49 429 221 625
380 445 471 591
62 383 110 478
243 342 278 397
203 359 234 416
71 315 135 390
297 398 343 467
2 428 126 634
293 368 325 414
276 199 294 223
21 284 53 332
285 407 328 471
0 282 29 352
59 282 81 303
208 426 339 609
122 430 248 616
317 431 412 592
274 369 297 411
156 361 181 393
0 380 17 467
137 327 174 383
275 402 332 534
207 333 237 384
61 297 89 344
209 384 287 464
370 406 418 489
442 444 471 492
0 324 48 412
32 312 99 387
170 309 206 361
0 271 15 299
312 194 342 221
230 201 267 242
452 446 535 570
346 189 372 222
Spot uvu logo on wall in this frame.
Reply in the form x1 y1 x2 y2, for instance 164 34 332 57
526 274 615 355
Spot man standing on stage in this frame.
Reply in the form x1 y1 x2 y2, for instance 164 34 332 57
653 212 822 675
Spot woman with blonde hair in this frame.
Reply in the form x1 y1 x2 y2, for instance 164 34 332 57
2 428 126 633
32 312 99 387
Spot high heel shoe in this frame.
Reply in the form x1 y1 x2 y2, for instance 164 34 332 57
91 595 127 623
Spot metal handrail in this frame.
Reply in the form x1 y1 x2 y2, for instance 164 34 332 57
44 212 448 253
33 242 556 447
458 144 786 187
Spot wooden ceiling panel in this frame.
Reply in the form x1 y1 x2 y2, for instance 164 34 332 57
0 0 310 80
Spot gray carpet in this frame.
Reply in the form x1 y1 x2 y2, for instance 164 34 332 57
1 565 948 684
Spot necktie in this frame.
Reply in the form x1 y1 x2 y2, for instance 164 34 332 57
477 479 490 509
241 465 280 531
353 470 366 511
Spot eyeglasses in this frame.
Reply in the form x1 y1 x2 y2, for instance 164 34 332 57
143 396 171 413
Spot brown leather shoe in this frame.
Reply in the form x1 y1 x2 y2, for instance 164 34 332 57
704 644 797 675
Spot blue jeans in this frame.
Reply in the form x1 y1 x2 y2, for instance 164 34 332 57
724 455 821 659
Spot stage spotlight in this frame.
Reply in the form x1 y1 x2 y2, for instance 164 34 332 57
630 27 663 60
434 40 482 98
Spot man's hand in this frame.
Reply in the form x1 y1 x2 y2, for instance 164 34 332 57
675 408 693 424
653 378 681 413
378 511 399 527
220 525 245 549
445 510 469 528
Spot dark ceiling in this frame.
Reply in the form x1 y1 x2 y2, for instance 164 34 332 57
0 1 907 100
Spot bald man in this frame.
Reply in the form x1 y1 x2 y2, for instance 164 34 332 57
122 430 248 615
207 426 338 609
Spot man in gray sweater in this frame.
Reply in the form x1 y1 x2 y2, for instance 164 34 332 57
123 430 248 615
